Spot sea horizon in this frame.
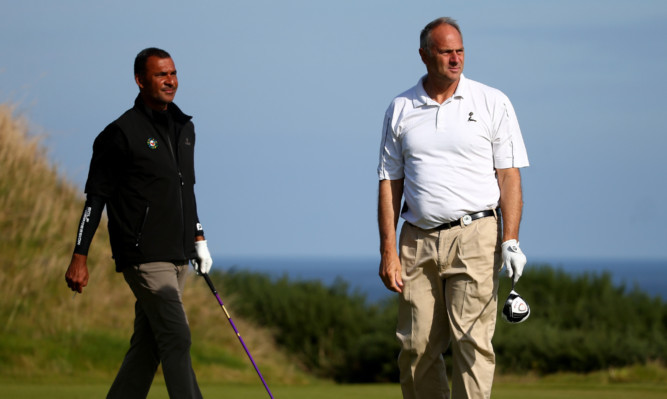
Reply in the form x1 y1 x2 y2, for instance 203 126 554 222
213 255 667 302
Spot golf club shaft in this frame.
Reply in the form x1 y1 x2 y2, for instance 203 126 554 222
202 273 275 399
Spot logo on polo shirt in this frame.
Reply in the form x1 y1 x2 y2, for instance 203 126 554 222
468 112 477 122
146 138 159 150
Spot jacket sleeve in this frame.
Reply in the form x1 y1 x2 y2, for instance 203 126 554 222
193 177 204 238
72 194 106 255
84 124 129 198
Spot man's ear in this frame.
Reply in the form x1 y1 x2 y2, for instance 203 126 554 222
134 74 144 89
418 48 428 65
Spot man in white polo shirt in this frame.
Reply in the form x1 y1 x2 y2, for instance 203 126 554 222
377 17 529 399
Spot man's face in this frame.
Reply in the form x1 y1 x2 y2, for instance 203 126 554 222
419 24 464 84
135 56 178 111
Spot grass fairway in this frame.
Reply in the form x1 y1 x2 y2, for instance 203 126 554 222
1 381 665 399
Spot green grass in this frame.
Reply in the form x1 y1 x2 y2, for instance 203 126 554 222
0 381 665 399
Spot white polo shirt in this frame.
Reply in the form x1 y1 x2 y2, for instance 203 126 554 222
377 74 529 229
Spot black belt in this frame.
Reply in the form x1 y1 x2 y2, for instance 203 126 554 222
433 209 497 230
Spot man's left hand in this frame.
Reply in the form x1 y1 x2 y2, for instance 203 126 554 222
192 240 213 275
502 239 526 285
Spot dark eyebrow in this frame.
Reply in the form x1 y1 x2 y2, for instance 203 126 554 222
439 47 464 53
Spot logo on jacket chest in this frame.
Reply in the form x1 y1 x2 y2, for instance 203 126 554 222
146 137 159 150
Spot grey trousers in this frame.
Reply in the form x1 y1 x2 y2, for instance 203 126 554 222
107 262 203 399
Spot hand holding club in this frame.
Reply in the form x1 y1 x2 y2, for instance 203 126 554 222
502 239 526 285
192 239 213 275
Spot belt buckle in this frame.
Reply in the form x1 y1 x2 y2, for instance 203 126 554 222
462 214 472 226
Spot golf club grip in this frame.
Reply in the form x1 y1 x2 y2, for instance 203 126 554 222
203 273 217 294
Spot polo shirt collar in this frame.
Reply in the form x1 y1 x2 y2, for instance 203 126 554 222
412 74 468 107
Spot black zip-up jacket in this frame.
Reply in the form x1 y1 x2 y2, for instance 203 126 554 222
84 95 201 270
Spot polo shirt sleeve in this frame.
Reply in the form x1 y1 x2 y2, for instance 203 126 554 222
492 96 529 169
377 108 404 180
84 124 129 199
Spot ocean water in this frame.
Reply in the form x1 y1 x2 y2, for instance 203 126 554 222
214 256 667 302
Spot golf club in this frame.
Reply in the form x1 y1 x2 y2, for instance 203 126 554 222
202 273 275 399
502 282 531 324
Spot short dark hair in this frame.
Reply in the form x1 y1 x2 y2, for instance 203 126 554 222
420 17 462 53
134 47 171 77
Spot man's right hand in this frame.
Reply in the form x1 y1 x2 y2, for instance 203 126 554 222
379 252 404 293
65 253 90 293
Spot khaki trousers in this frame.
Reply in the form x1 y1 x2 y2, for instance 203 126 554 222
397 215 502 399
107 262 202 399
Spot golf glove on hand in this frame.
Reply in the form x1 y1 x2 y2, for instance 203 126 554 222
502 239 527 285
192 240 213 275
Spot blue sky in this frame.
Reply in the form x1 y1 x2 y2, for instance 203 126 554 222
2 0 666 262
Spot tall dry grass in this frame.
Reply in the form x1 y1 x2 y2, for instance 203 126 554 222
0 103 116 336
0 104 308 384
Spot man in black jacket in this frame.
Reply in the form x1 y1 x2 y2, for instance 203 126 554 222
65 47 212 399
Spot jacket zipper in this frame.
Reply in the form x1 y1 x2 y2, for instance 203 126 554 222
135 205 150 247
163 128 187 259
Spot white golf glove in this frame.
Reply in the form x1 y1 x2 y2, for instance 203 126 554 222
502 239 527 285
192 240 213 275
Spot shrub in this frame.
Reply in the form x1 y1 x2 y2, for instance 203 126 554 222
213 263 667 381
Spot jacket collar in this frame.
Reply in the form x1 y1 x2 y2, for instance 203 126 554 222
133 94 192 124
